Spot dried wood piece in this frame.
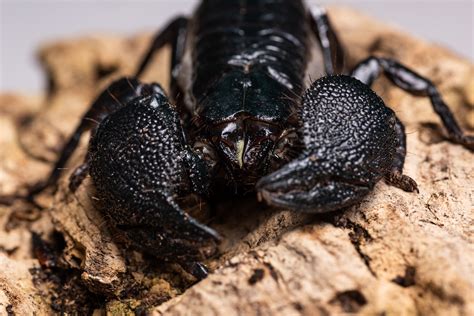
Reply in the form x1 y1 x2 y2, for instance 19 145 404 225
0 255 50 315
51 178 127 295
0 5 473 316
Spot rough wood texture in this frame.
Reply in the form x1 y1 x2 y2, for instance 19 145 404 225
0 6 473 315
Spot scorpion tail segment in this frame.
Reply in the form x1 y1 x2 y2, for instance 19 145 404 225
88 89 220 252
258 75 401 213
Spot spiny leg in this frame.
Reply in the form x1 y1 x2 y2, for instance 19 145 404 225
135 16 188 102
351 56 474 150
384 117 418 192
68 162 90 193
309 6 345 75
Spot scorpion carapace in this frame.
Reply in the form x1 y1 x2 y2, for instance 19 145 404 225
3 0 473 278
185 0 312 184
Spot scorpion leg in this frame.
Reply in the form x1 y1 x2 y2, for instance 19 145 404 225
257 75 401 213
87 86 219 278
68 162 90 193
383 116 418 192
351 56 474 150
309 6 345 75
135 16 188 101
0 78 144 204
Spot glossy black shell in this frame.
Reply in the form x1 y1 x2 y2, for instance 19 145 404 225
190 0 311 125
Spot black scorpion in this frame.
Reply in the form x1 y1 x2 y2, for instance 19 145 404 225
4 0 473 278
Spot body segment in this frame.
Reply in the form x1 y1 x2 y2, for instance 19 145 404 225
190 0 310 122
186 0 312 181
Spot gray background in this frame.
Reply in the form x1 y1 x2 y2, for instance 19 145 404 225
1 0 473 93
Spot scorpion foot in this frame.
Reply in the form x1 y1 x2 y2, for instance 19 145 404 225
385 171 419 193
182 261 209 280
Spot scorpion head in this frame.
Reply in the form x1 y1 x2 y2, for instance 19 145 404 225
195 114 300 186
194 70 302 186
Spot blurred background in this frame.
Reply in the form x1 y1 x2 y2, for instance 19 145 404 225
0 0 473 93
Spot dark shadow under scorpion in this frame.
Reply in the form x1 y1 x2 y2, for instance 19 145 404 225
2 0 473 278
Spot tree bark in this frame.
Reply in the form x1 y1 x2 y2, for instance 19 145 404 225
0 6 473 316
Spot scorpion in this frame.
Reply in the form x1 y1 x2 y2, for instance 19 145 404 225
3 0 473 278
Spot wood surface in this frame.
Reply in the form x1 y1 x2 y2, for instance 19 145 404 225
0 6 473 316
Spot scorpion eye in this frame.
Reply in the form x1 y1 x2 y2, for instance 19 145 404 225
273 130 300 162
194 141 218 168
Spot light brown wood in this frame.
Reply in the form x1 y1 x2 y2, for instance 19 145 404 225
0 6 473 315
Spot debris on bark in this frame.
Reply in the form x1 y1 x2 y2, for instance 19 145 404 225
0 6 473 315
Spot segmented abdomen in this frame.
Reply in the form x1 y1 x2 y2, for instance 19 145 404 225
191 0 310 110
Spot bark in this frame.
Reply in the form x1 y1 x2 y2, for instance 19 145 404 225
0 6 473 316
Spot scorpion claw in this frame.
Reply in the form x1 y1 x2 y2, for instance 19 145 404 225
166 198 221 241
88 85 220 261
257 157 371 213
258 75 405 213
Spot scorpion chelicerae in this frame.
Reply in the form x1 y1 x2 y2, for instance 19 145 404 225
4 0 473 278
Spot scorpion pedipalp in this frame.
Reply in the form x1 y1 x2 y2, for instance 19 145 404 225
87 85 220 264
257 75 404 212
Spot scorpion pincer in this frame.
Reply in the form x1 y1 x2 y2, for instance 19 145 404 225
5 0 473 278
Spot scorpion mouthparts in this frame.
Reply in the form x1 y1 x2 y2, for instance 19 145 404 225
236 139 245 169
